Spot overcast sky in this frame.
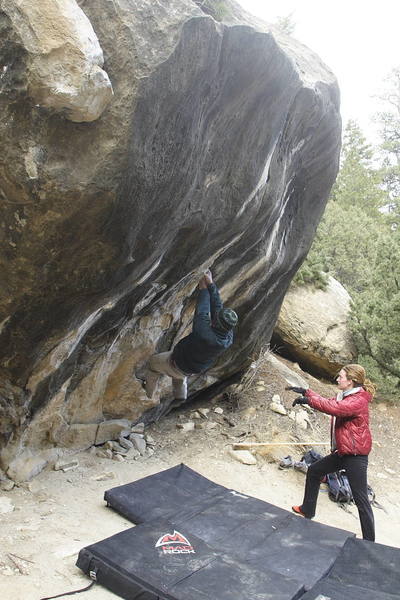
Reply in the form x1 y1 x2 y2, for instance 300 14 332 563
237 0 399 142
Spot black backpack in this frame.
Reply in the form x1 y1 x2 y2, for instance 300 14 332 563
326 470 353 504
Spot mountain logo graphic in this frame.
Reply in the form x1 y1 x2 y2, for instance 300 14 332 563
155 530 195 554
155 531 191 547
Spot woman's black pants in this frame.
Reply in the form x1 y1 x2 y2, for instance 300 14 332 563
300 452 375 542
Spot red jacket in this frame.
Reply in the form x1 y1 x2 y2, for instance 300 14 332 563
305 388 373 455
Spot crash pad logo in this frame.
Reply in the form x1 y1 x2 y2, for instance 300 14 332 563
155 530 195 554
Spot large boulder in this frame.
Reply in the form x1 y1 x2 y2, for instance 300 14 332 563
0 0 341 476
274 276 357 377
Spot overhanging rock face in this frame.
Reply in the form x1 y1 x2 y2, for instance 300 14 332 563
0 0 341 477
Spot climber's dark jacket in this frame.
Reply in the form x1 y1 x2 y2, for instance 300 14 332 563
172 283 233 374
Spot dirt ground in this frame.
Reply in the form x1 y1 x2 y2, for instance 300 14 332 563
1 354 400 600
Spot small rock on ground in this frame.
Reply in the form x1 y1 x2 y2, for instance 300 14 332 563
269 401 287 416
92 472 115 481
130 433 147 455
177 422 195 432
229 449 257 465
198 408 210 417
131 423 145 434
0 496 15 513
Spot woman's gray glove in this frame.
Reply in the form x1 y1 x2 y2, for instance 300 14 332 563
292 396 309 407
286 386 307 395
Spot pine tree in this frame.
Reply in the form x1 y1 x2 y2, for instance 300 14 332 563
350 228 400 396
331 120 386 215
293 120 400 396
294 121 387 291
375 67 400 224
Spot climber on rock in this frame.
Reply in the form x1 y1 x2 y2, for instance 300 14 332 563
143 269 238 405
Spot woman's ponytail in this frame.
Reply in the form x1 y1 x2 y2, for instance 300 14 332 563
363 377 376 398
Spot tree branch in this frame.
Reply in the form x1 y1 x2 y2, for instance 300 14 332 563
358 325 400 379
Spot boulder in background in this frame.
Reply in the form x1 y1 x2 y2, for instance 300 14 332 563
274 276 356 377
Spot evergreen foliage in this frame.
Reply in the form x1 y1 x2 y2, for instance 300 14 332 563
294 110 400 399
194 0 231 21
375 67 400 224
274 14 296 36
350 228 400 397
330 121 387 216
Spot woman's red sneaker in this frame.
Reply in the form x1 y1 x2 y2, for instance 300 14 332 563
292 505 307 517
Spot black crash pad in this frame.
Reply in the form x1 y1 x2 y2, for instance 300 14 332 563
104 463 228 524
77 465 400 600
327 536 400 596
76 519 306 600
300 578 400 600
103 464 353 591
301 537 400 599
164 486 352 590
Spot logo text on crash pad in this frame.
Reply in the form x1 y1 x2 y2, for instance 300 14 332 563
155 530 195 554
